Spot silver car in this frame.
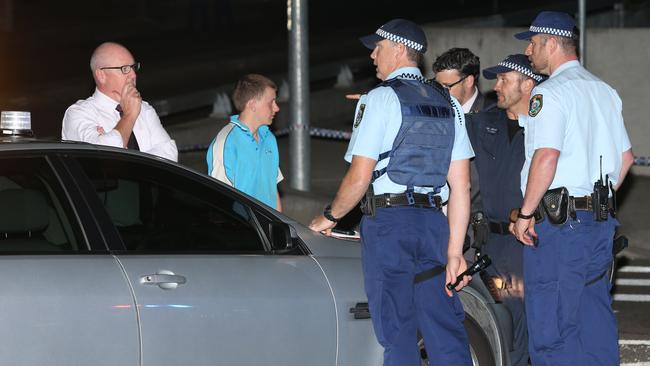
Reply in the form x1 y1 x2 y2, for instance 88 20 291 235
0 134 512 365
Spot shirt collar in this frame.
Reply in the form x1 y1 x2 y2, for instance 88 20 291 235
462 88 479 114
550 60 580 79
386 66 422 80
93 88 120 109
230 115 250 132
229 115 270 138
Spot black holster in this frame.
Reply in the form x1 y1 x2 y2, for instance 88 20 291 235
471 212 489 251
360 187 376 217
541 187 570 225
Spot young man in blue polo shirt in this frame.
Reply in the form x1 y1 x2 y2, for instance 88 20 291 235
206 74 283 211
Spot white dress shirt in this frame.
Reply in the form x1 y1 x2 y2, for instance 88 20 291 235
461 88 479 114
62 89 178 162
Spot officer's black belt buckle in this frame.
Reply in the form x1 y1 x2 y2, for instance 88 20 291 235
571 196 593 211
488 221 511 235
571 196 615 212
372 192 442 209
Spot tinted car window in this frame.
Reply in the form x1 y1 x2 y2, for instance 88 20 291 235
0 157 85 252
76 156 265 253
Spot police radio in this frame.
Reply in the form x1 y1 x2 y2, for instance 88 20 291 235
592 156 610 222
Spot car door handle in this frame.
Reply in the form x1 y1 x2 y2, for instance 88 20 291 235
140 271 186 290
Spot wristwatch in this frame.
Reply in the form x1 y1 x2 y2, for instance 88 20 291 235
517 209 535 220
323 204 340 223
510 208 535 222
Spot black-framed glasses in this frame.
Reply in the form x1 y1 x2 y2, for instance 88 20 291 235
100 62 141 75
441 74 469 89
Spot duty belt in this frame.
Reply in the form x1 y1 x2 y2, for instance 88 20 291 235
372 192 442 209
488 221 510 235
572 196 593 211
570 196 614 211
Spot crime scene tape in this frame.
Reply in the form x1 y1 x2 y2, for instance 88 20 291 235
178 127 353 153
634 156 650 166
180 131 649 168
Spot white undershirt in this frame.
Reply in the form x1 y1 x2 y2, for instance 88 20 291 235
461 88 479 114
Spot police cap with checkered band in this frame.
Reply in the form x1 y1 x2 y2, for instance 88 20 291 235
514 11 577 40
360 19 427 53
482 54 545 82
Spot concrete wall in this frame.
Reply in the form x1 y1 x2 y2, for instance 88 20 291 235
421 27 650 175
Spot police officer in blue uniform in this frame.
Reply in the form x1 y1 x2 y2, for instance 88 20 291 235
309 19 474 365
511 11 634 365
466 54 543 366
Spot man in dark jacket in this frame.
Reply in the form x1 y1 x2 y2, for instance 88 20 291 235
466 54 543 366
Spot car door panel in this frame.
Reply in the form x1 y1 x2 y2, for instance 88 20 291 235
0 256 140 365
117 255 336 366
0 155 140 365
70 153 337 365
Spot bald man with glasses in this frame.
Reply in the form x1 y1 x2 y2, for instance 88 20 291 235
62 42 177 161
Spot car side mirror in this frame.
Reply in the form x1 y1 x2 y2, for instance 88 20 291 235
269 222 293 251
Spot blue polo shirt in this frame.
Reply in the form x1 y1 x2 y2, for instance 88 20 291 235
207 115 282 209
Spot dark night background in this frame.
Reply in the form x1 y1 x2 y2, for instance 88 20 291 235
0 0 647 136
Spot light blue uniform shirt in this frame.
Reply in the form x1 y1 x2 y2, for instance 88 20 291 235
345 67 474 200
207 115 282 209
519 60 631 197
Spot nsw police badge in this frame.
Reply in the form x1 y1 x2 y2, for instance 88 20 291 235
354 104 366 128
529 94 543 117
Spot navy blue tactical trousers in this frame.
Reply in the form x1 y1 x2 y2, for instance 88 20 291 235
524 211 619 366
360 207 471 366
483 234 529 366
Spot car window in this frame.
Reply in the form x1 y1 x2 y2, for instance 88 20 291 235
0 157 85 252
75 156 265 253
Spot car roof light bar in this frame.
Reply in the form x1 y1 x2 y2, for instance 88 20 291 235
1 111 33 137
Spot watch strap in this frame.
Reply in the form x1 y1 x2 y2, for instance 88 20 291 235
323 204 339 223
517 209 535 220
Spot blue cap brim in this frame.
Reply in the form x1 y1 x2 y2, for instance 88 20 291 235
514 30 537 40
482 65 512 80
360 34 382 50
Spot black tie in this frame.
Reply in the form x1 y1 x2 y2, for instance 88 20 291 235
115 105 140 151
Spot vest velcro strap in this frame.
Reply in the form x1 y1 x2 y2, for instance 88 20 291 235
371 168 387 182
405 191 415 205
378 151 391 161
403 104 452 118
427 192 442 208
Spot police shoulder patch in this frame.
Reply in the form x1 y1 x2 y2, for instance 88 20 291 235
529 94 543 117
354 104 366 128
